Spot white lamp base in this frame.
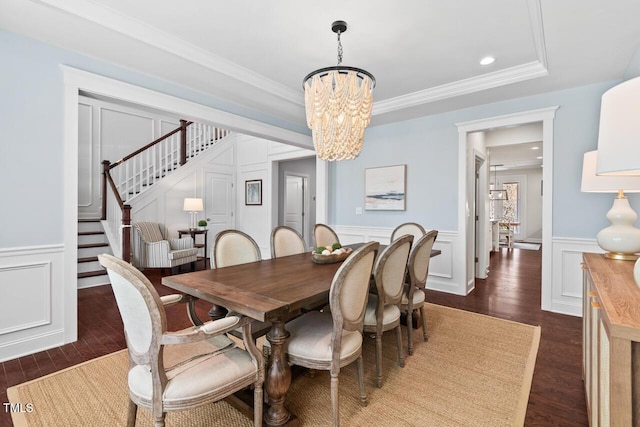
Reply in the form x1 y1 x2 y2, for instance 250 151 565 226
596 196 640 260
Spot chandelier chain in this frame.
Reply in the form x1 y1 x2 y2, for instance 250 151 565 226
336 31 343 65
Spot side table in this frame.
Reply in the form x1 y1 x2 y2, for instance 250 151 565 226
177 229 208 269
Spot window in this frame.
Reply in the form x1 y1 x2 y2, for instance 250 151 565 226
490 181 520 235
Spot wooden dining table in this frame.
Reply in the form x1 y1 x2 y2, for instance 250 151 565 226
162 246 441 426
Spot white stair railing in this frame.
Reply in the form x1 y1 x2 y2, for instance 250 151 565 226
102 121 230 263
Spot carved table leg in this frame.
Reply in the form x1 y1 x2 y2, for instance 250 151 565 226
264 318 295 426
208 304 228 320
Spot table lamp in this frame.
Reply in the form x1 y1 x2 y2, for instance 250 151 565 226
581 150 640 260
593 76 640 283
183 198 203 230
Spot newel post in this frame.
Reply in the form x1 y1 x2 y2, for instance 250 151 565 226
122 204 132 263
180 119 188 166
102 160 110 220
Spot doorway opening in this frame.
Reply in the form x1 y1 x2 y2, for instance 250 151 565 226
457 106 557 311
276 157 316 249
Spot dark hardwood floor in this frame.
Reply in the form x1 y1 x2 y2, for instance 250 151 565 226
0 247 588 426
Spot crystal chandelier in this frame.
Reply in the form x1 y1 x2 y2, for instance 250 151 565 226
303 21 375 161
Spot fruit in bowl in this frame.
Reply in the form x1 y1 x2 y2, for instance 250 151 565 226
312 243 352 264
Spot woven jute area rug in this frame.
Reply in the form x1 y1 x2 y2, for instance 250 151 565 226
8 303 540 427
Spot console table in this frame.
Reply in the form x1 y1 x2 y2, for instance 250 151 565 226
178 229 208 269
582 253 640 426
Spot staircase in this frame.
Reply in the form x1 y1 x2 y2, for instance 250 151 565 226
102 120 230 264
77 219 111 288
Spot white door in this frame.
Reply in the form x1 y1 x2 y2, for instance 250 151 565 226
205 172 234 258
285 175 304 236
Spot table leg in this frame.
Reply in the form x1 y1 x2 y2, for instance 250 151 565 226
264 319 296 426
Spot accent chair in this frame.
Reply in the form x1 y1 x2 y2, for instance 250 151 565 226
98 254 264 427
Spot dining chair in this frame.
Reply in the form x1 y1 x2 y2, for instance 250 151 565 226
363 234 413 387
211 229 262 268
314 223 340 249
270 225 306 258
390 222 427 243
211 229 271 339
266 241 379 427
401 229 438 355
98 254 264 427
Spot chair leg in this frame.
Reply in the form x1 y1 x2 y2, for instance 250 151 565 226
254 383 263 427
406 310 414 355
126 398 137 427
375 333 383 388
356 355 367 406
331 373 340 427
153 414 166 427
395 326 405 368
420 305 428 342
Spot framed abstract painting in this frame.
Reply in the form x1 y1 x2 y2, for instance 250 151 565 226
365 165 406 210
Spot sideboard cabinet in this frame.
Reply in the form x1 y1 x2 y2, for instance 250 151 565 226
582 253 640 426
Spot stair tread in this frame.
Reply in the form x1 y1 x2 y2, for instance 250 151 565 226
78 243 109 249
78 231 105 236
78 270 107 279
78 256 99 263
78 219 102 223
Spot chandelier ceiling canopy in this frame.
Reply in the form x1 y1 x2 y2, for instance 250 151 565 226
303 21 375 161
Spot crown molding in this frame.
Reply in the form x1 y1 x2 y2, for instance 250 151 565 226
373 0 548 116
33 0 304 106
372 61 549 116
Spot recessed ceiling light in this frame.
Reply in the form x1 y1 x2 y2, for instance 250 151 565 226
531 146 540 150
537 156 543 159
480 56 495 66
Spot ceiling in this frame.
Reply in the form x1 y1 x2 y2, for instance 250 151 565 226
2 0 639 131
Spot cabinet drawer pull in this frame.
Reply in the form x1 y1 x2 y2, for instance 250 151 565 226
588 291 597 298
591 301 601 309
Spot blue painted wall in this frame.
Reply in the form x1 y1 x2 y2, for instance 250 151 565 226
330 81 640 239
0 29 305 248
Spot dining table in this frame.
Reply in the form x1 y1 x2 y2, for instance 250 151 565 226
162 245 441 426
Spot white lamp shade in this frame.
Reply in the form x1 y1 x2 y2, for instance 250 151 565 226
581 151 640 193
596 76 640 176
183 198 203 211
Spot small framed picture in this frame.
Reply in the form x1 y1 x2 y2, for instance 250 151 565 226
245 179 262 205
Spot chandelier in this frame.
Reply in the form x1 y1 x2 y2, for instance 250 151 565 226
303 21 375 161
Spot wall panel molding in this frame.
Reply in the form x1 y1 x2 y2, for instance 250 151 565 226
0 245 65 362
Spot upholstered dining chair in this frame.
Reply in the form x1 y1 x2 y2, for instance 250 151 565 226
270 225 306 258
211 229 270 339
211 229 262 269
266 241 379 427
98 254 264 427
314 223 340 248
363 234 413 387
390 222 427 243
132 222 199 272
401 230 438 355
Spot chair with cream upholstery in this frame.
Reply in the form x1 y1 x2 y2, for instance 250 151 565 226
267 241 379 427
270 226 306 258
314 223 340 249
211 229 270 339
98 254 264 427
390 222 427 243
132 222 198 272
401 230 438 355
211 229 262 269
363 234 413 387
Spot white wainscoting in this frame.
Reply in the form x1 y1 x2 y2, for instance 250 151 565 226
332 225 461 295
551 237 602 317
0 245 67 362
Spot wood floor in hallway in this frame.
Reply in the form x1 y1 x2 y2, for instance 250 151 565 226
0 246 588 426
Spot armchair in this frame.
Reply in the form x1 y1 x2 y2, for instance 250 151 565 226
132 222 199 271
98 254 264 427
